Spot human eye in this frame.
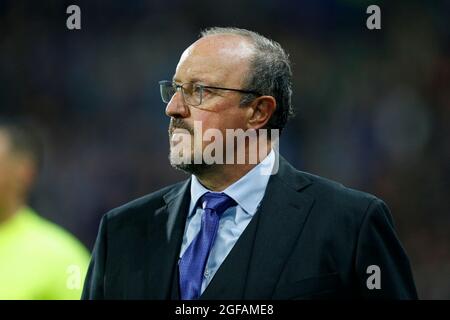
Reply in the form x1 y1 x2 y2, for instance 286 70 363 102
191 84 207 100
193 83 203 94
200 86 216 98
202 87 213 94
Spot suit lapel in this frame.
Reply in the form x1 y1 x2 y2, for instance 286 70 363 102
199 156 314 299
243 156 314 298
145 179 190 299
144 156 314 299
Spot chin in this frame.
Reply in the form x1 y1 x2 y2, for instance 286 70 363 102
169 151 215 176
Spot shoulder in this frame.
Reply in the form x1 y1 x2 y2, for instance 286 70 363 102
103 179 189 224
278 156 381 211
18 208 90 264
295 170 389 230
277 156 386 226
301 171 379 206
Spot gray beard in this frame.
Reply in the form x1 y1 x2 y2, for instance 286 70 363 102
169 156 216 176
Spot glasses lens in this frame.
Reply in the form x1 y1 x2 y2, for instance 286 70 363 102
182 83 202 106
159 81 176 103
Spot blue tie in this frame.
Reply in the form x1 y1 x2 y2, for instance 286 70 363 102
178 192 236 300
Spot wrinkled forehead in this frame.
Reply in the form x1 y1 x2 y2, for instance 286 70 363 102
174 34 255 87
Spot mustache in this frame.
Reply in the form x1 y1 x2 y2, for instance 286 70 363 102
169 118 194 135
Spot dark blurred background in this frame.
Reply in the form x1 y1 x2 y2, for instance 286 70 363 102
1 0 449 299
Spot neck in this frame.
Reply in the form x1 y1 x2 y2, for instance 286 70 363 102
196 145 272 192
0 199 24 225
196 163 257 192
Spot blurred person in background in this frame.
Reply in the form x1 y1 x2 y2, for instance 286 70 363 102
0 119 90 300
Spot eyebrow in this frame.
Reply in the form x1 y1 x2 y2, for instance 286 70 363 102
172 76 218 86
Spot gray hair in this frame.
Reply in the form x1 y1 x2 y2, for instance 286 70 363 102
200 27 294 133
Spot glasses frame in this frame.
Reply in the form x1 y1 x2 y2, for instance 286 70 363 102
159 80 261 106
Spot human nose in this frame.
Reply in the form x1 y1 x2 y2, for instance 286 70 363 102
165 89 190 118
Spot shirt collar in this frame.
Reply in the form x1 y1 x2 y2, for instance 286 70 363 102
189 149 275 217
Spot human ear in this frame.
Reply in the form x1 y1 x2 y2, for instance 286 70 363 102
246 96 276 130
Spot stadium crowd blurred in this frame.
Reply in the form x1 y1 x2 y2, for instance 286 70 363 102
1 0 449 298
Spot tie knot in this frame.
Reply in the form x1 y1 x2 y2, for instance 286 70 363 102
200 192 236 215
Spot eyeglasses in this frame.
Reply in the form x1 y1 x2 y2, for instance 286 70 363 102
159 80 261 107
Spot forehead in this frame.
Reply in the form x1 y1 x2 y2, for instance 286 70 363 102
174 34 254 86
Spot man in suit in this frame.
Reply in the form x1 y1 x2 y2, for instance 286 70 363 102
82 27 417 299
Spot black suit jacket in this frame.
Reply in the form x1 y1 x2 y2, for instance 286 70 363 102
82 156 418 299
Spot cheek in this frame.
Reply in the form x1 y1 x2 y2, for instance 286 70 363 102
223 109 248 130
214 107 249 129
190 110 222 132
199 117 239 136
191 102 249 134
